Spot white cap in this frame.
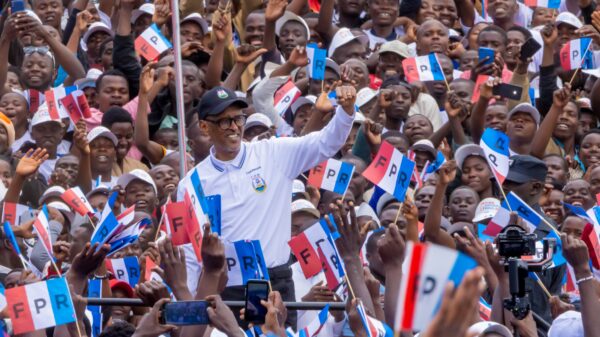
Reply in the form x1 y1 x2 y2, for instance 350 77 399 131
116 169 158 194
508 103 541 125
75 68 103 90
379 40 411 59
356 88 377 109
245 113 273 129
48 201 72 213
354 112 366 124
328 27 369 57
356 202 380 226
583 68 600 78
39 185 66 205
81 22 113 52
87 126 118 146
555 12 583 29
454 144 485 169
291 199 320 218
182 13 209 35
275 11 310 38
411 139 436 158
291 96 316 114
31 103 64 127
473 198 501 223
549 311 584 337
131 3 155 24
467 322 512 337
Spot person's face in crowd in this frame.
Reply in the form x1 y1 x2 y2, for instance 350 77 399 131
561 215 586 238
377 52 404 78
416 0 436 24
21 53 54 91
87 31 111 59
588 166 600 196
111 287 132 321
426 54 453 100
544 156 568 186
0 125 8 153
459 50 478 71
563 179 593 209
97 75 129 112
449 80 474 107
487 0 518 22
532 7 556 27
505 30 527 68
31 121 65 156
403 115 433 144
133 14 153 38
365 232 385 278
449 187 479 223
342 124 360 156
200 107 244 160
385 85 413 122
552 101 578 141
368 0 399 27
181 64 203 105
161 152 195 176
541 189 564 225
187 122 212 162
88 192 108 211
333 41 367 65
416 20 449 55
579 133 600 170
244 124 269 141
556 23 578 49
292 104 313 135
507 111 536 144
468 23 489 50
83 87 98 109
109 121 134 161
338 0 366 16
4 271 23 289
100 41 114 70
0 160 12 188
89 137 116 174
359 98 377 118
205 0 219 14
343 59 370 89
461 156 492 195
478 30 506 54
181 21 204 44
578 112 597 140
244 12 265 48
385 136 409 154
309 68 339 95
0 93 28 131
33 0 63 29
503 179 544 205
124 180 158 215
153 129 179 150
291 212 319 236
431 0 458 28
484 104 508 132
149 164 179 202
279 21 308 59
6 71 22 91
415 185 435 220
55 154 79 186
380 206 407 229
69 226 93 261
413 150 434 174
343 157 368 203
138 220 157 252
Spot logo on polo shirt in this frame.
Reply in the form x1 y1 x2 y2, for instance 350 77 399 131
217 90 228 99
251 173 267 193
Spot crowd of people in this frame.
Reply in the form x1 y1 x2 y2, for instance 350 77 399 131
1 0 600 336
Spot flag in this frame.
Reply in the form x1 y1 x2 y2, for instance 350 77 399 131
87 279 102 337
44 86 77 120
61 187 94 216
306 43 327 80
505 192 543 232
480 128 510 185
90 192 120 246
560 37 593 71
134 23 173 61
106 218 150 256
144 256 163 282
105 257 140 288
402 54 446 83
563 264 578 294
362 141 415 202
24 89 44 114
395 242 477 332
6 277 76 334
582 222 600 269
524 0 560 8
357 301 393 337
317 241 345 291
3 221 21 255
307 159 355 195
298 304 329 337
288 218 339 278
471 75 491 103
205 195 222 235
564 203 594 223
224 240 269 286
274 80 301 117
33 205 53 259
544 230 566 267
0 282 5 312
164 201 191 245
479 298 491 321
245 326 265 337
483 204 511 236
183 191 203 262
2 202 30 226
596 193 600 206
59 90 92 123
182 169 209 222
308 0 320 11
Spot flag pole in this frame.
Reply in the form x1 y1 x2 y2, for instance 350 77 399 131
170 0 188 179
568 41 592 86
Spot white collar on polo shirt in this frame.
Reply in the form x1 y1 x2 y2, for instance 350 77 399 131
209 142 248 172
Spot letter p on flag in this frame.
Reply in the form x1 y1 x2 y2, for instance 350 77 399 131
135 23 173 61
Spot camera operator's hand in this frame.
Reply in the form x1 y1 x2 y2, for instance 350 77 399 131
509 312 538 337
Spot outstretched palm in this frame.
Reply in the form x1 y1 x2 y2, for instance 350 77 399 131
16 148 48 177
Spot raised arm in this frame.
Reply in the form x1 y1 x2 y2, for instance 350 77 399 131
530 85 571 158
263 0 287 52
5 148 49 204
315 0 337 43
454 0 475 28
424 160 457 249
538 24 559 116
223 45 268 89
470 78 498 143
205 10 232 89
113 0 142 97
0 13 19 95
73 121 92 193
378 223 406 325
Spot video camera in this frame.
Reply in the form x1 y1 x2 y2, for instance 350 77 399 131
497 226 556 320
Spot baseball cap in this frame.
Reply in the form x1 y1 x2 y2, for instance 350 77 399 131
506 155 548 183
245 113 273 130
508 103 541 125
39 185 66 205
473 198 501 223
411 139 437 159
291 199 320 219
356 202 380 226
291 96 316 115
328 28 369 57
197 86 248 120
109 279 134 298
87 126 118 146
74 68 103 90
548 311 584 337
555 12 583 29
379 40 411 59
116 169 158 194
131 3 155 24
292 179 310 200
455 144 485 169
86 184 111 199
81 22 113 52
326 58 341 76
356 88 377 109
31 104 64 127
181 13 209 35
275 11 310 38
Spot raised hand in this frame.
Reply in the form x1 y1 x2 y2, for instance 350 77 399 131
157 238 191 300
541 23 558 47
265 0 288 23
1 13 25 41
52 241 72 264
201 224 225 273
377 223 405 267
328 200 362 262
363 119 382 148
301 280 335 302
445 91 463 120
561 233 592 274
213 10 232 43
453 226 489 267
73 120 90 155
288 45 309 68
69 243 110 278
592 11 600 34
336 85 357 116
437 160 457 185
15 148 49 178
378 89 395 110
135 280 171 307
206 295 243 337
76 10 95 32
479 77 501 100
314 90 334 113
552 83 571 109
140 62 156 95
135 298 177 336
152 0 171 26
261 291 287 336
235 44 268 65
346 299 368 337
12 219 36 239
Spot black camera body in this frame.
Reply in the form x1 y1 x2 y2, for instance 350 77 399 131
497 227 537 258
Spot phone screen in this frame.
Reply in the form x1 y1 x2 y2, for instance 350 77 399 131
478 47 495 65
245 280 269 324
519 38 541 60
11 0 25 13
492 84 523 100
161 301 210 325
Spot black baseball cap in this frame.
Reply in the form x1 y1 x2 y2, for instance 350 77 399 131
506 155 547 183
197 86 248 120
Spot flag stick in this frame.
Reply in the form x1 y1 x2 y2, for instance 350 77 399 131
73 318 83 337
170 0 188 179
153 210 167 242
534 272 552 299
345 275 357 300
393 202 404 226
496 179 513 212
86 214 96 229
50 258 62 277
568 41 592 86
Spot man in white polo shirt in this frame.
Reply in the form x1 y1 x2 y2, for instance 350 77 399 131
177 85 356 326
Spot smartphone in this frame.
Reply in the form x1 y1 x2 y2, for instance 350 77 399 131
159 301 210 325
11 0 25 13
519 38 541 61
478 47 495 65
492 83 523 100
244 280 270 324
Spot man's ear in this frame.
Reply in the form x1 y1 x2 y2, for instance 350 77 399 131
530 181 544 198
199 120 209 134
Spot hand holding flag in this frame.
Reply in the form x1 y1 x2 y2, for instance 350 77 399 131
308 158 355 196
362 141 415 202
480 128 510 185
